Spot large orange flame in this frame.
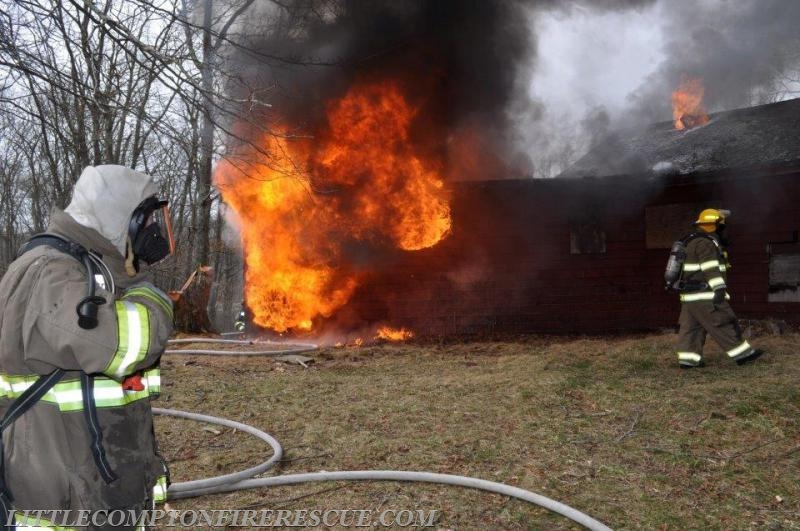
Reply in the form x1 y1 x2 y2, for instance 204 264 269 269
216 80 451 333
671 77 709 130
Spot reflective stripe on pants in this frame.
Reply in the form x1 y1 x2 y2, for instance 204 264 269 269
676 300 749 364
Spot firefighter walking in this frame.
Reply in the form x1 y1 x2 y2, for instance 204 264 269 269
675 208 762 368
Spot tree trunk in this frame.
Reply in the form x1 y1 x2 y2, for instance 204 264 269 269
196 0 215 267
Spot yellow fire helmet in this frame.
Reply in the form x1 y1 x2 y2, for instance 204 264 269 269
694 208 731 226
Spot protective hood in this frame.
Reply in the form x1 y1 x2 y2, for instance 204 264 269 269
64 165 159 257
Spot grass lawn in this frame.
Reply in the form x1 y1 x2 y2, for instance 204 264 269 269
155 330 799 530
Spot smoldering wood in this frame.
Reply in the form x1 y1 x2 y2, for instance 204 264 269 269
170 265 216 333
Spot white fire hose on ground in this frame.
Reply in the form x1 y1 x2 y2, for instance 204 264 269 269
158 338 613 531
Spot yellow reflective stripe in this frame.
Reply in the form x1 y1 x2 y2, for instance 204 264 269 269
92 381 150 409
0 377 83 411
680 292 715 302
153 474 168 503
727 341 752 358
14 512 76 530
685 263 726 272
700 259 721 271
707 276 726 289
1 374 159 411
106 300 150 379
143 368 161 394
680 291 731 302
0 376 35 394
123 287 174 320
48 381 84 411
677 352 702 362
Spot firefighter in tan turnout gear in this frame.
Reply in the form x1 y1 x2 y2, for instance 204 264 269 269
675 208 762 368
0 166 175 529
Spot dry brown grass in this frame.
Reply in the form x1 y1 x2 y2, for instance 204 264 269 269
155 331 800 530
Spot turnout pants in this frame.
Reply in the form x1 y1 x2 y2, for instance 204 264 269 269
676 300 754 366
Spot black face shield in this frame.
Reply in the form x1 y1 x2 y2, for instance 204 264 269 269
128 195 175 267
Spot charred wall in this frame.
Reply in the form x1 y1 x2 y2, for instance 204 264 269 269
346 170 800 336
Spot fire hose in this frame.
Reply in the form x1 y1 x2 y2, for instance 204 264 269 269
158 338 613 531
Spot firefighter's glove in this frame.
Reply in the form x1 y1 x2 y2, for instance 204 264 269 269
712 289 725 306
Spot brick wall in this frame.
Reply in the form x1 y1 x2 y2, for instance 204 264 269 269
346 171 800 336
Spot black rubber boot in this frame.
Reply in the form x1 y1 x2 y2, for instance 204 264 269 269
735 349 764 366
679 361 705 369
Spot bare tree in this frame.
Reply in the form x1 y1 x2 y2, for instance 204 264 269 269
0 0 325 327
0 0 193 279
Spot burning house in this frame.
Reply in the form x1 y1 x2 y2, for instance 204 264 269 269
219 95 800 338
215 2 800 339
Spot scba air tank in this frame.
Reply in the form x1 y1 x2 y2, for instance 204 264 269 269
664 240 686 289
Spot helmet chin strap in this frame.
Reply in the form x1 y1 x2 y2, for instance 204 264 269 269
124 236 138 277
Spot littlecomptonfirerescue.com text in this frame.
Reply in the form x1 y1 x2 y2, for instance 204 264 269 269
12 508 440 528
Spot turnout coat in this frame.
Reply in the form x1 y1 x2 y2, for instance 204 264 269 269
0 169 172 526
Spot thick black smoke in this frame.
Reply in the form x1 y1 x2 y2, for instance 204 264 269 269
229 0 536 177
227 0 659 178
226 0 799 179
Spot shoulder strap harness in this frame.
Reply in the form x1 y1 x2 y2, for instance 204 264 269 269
1 235 120 528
